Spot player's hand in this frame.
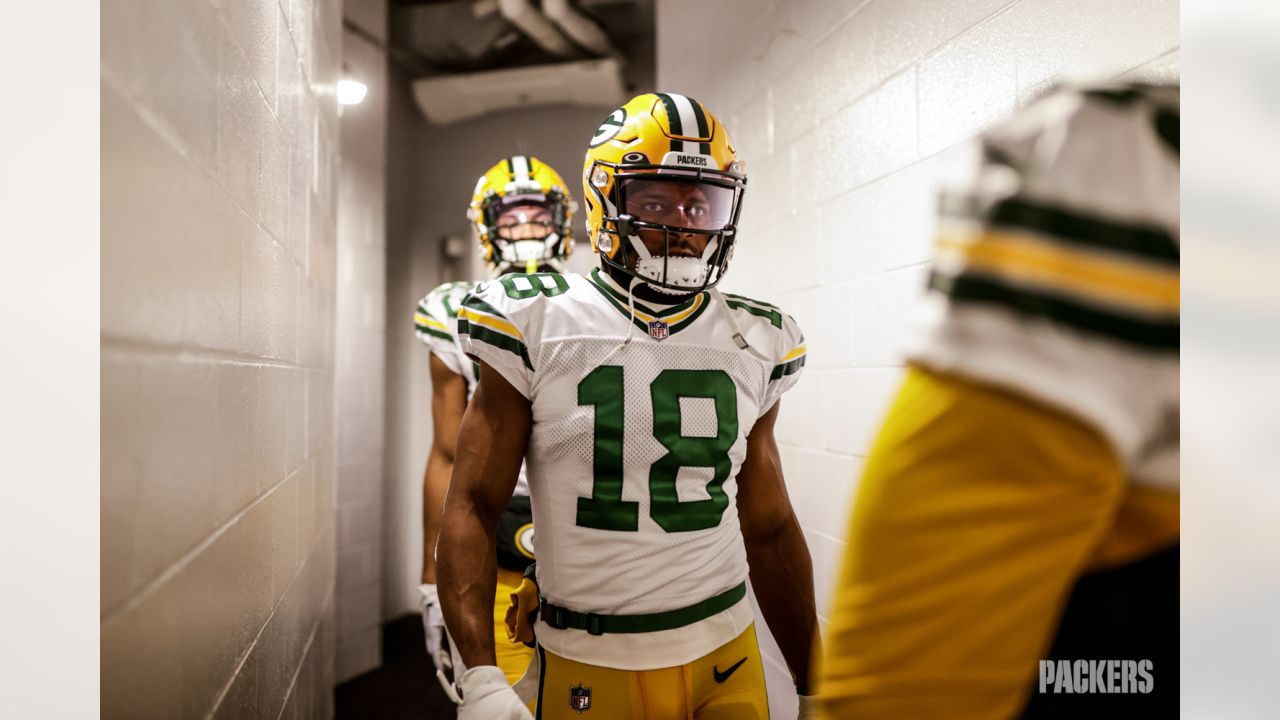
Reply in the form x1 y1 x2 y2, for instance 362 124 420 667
798 692 818 719
457 666 534 720
418 583 449 672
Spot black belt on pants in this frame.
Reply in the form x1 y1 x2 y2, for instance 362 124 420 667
538 582 747 636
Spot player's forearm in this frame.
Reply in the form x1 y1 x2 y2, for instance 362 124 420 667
420 446 454 583
746 517 820 692
437 502 500 667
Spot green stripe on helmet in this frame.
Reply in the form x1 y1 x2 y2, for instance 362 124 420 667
656 92 683 153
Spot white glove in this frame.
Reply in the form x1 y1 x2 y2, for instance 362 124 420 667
457 665 534 720
510 650 540 705
798 692 819 719
418 583 449 672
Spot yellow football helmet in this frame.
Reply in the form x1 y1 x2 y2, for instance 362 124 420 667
581 92 746 293
468 155 576 276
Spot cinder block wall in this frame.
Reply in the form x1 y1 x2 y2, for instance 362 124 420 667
101 0 342 716
333 1 390 683
655 0 1177 716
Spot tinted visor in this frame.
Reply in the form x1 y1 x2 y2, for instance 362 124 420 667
620 178 736 231
487 193 558 240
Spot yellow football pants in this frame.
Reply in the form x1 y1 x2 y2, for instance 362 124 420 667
535 624 769 719
494 566 536 685
816 367 1178 720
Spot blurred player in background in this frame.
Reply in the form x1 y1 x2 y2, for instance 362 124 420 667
415 155 575 693
817 82 1179 719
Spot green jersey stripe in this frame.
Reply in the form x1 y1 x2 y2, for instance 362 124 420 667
416 325 453 342
721 292 780 311
769 355 806 381
585 275 708 337
930 270 1179 351
459 319 535 371
586 280 657 334
940 194 1179 266
725 300 782 329
461 294 512 321
587 269 701 318
669 292 712 332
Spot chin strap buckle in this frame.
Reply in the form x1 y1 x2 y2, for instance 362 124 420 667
616 214 635 238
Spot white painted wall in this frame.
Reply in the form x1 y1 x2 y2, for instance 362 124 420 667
334 0 390 684
101 0 343 716
655 0 1178 716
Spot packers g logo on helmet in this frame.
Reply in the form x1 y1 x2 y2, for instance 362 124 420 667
514 523 535 559
468 155 576 276
590 108 626 148
581 93 746 294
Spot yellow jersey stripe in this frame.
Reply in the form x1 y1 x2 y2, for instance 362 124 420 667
937 227 1179 314
660 294 705 325
621 293 706 325
457 306 524 340
414 313 448 331
780 345 807 362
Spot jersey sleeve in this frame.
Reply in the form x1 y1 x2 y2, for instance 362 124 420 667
925 83 1179 340
761 311 806 416
414 284 467 377
457 281 536 399
907 83 1179 485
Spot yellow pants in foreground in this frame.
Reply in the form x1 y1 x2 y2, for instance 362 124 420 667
817 367 1178 719
535 624 769 719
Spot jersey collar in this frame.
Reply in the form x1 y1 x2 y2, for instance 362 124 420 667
587 268 711 336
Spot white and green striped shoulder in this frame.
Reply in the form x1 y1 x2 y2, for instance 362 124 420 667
414 280 476 343
455 275 573 399
457 286 535 372
721 292 786 331
721 292 806 382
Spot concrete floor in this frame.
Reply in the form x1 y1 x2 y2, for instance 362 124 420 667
335 615 456 719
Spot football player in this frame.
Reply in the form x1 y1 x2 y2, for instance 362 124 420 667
816 82 1179 718
436 93 820 719
415 155 576 691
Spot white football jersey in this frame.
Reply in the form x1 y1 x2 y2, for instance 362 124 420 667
908 82 1179 489
458 269 805 669
416 280 530 497
416 280 480 396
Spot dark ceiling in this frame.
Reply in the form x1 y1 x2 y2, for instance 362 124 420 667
383 0 655 92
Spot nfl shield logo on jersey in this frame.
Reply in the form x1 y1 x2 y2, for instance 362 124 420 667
648 319 669 341
570 684 592 713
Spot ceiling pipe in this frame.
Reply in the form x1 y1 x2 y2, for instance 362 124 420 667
496 0 579 58
542 0 615 57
